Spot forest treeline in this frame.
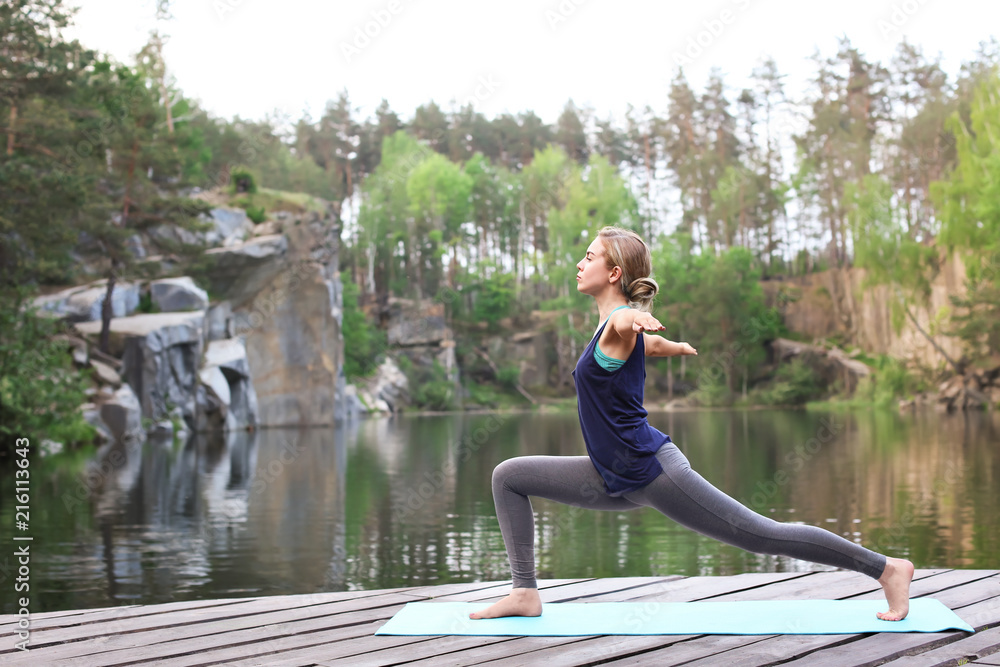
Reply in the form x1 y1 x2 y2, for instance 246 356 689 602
2 0 1000 447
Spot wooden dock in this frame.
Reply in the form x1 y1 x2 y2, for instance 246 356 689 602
2 570 998 666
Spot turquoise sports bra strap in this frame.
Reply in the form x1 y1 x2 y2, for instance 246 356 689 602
603 304 630 326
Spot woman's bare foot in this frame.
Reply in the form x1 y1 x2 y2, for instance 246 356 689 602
469 587 542 619
877 557 914 621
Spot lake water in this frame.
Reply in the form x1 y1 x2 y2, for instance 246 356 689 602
2 408 998 613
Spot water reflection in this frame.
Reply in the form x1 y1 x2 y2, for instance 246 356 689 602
1 408 997 613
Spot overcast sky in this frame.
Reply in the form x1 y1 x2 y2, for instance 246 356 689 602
64 0 997 127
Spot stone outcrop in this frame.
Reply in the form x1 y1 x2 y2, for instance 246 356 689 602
35 279 141 322
769 338 872 394
150 277 209 312
76 311 207 429
196 338 258 431
935 366 1000 412
762 251 969 372
98 384 145 444
201 207 253 247
384 296 457 388
353 357 409 414
221 207 349 425
204 234 289 308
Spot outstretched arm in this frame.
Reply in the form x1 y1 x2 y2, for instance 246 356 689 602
644 333 698 358
609 309 698 357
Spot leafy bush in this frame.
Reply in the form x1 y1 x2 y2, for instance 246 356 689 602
756 358 825 406
409 361 457 411
496 363 521 390
689 374 732 407
471 271 515 326
340 272 386 380
0 291 96 457
244 204 267 224
853 355 924 407
229 166 258 194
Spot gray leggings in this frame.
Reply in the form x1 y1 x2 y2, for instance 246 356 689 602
492 443 887 588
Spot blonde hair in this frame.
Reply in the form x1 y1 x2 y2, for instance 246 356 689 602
598 226 658 312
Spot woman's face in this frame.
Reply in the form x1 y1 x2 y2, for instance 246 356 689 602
576 238 613 296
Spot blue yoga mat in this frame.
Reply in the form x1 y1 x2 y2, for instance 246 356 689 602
375 599 974 636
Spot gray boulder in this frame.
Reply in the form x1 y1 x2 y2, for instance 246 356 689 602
356 357 409 414
99 384 145 444
150 277 209 312
386 297 451 346
34 280 141 323
147 223 202 248
76 311 206 428
203 207 254 247
89 359 122 387
206 301 233 341
197 338 259 431
204 234 288 308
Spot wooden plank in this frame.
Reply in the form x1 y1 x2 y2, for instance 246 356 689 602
683 635 860 667
139 620 414 667
0 593 429 667
663 571 1000 667
782 631 963 667
775 593 1000 667
0 586 418 641
314 635 525 667
455 635 703 667
601 571 815 602
420 578 594 603
270 579 670 667
0 586 423 634
594 634 781 667
0 598 257 635
973 654 1000 666
878 626 1000 666
321 579 693 667
4 588 428 648
265 579 664 667
397 580 523 599
68 582 600 667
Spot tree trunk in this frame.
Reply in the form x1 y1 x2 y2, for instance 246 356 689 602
7 104 16 156
100 138 138 353
667 356 674 399
153 36 174 135
99 268 117 354
903 301 964 375
679 326 687 379
516 199 526 299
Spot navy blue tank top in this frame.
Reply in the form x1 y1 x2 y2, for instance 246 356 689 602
572 309 670 496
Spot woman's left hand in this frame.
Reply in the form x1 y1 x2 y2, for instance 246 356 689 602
632 312 666 333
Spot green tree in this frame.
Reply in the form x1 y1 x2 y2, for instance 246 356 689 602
340 272 386 380
357 131 428 296
932 69 1000 362
0 0 93 286
406 151 472 298
687 247 777 402
0 293 95 455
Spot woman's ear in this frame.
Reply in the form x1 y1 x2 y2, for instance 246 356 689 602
608 266 622 284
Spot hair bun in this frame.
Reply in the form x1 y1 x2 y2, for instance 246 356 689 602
627 276 659 311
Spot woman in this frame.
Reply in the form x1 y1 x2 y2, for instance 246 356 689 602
470 225 913 622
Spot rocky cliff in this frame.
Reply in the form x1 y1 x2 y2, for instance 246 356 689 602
762 252 969 372
41 203 356 447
